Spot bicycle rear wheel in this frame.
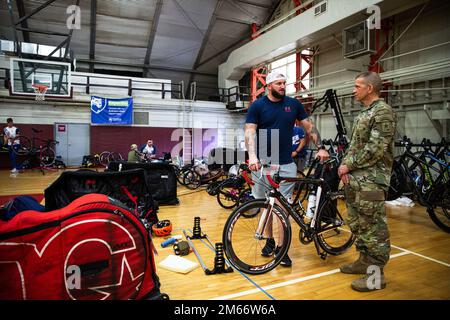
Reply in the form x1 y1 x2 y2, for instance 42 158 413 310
216 179 242 209
426 181 450 233
108 152 123 163
222 199 291 275
12 136 32 156
313 193 355 255
40 146 56 167
99 151 110 167
183 170 201 189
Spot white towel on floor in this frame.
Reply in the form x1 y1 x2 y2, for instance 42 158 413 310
385 196 415 207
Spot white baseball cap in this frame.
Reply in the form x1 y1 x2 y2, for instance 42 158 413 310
266 71 286 85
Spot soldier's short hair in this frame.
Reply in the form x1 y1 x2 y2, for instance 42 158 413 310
355 71 382 94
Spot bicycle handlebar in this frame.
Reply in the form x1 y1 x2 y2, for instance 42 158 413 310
395 136 448 148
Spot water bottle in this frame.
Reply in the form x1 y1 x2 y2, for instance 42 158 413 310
306 192 316 218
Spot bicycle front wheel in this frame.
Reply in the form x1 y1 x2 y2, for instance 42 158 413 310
222 199 291 275
40 146 56 167
12 136 32 156
313 193 355 255
99 151 110 167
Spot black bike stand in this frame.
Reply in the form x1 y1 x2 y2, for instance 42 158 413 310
187 217 207 240
205 242 233 275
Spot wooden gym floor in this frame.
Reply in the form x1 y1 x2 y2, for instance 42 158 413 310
1 168 449 300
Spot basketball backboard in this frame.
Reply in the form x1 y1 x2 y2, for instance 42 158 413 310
10 57 72 99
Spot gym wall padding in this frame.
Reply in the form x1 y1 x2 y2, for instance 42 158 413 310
90 126 217 160
107 161 179 206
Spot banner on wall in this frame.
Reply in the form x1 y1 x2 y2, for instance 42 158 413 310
90 96 133 125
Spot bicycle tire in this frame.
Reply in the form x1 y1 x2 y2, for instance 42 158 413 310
427 206 450 233
40 146 56 167
177 165 192 185
108 152 123 163
99 151 110 167
217 184 241 209
314 194 355 255
426 183 450 233
206 180 222 196
12 136 32 156
387 159 406 201
183 170 201 189
222 199 291 275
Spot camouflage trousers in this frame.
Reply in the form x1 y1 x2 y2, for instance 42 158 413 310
344 177 391 267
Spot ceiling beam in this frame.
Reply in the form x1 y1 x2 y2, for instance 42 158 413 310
89 0 97 72
15 0 30 42
196 33 251 69
216 16 252 25
144 0 163 78
235 0 273 9
77 58 218 77
15 0 58 25
15 27 70 37
187 0 225 89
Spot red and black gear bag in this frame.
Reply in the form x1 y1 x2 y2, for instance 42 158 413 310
0 193 166 300
44 168 158 224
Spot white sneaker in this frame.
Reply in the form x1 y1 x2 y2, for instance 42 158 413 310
10 168 18 173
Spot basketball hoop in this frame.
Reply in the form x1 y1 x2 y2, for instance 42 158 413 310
32 84 48 101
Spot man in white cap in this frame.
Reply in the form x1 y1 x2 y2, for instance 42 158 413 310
244 70 328 267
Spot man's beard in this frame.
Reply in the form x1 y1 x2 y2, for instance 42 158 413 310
271 88 285 100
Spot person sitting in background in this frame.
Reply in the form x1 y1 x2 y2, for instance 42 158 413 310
141 139 157 159
128 144 141 162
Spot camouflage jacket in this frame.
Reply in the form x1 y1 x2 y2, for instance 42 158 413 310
342 99 397 189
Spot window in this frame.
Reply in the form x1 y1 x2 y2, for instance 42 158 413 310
269 50 311 96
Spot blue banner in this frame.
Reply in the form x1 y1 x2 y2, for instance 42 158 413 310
91 96 133 125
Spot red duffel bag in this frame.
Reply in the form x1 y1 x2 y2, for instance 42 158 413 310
0 193 167 300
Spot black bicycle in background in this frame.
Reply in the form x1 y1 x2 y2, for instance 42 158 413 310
388 137 449 233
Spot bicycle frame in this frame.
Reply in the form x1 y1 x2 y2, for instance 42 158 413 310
255 178 324 240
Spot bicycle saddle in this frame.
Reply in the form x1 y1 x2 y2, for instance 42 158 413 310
32 128 43 133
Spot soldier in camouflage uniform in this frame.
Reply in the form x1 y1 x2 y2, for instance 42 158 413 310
338 72 397 292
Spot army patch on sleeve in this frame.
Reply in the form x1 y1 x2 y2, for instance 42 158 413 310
380 121 393 135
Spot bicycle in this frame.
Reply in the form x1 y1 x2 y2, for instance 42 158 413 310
99 150 123 167
216 163 255 209
388 137 449 232
182 158 226 190
222 159 355 275
11 128 58 168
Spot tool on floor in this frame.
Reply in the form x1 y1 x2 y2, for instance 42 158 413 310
205 242 233 275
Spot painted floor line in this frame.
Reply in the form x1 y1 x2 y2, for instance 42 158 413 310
210 251 410 300
391 244 450 267
340 228 450 267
